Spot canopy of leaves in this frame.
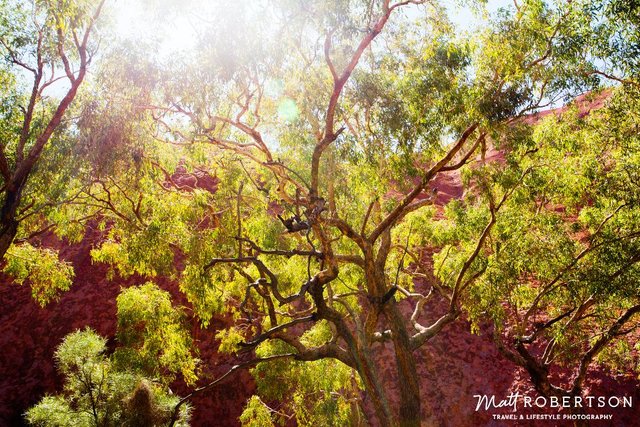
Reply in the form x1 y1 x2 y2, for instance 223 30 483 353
7 0 640 424
3 243 74 306
115 283 199 386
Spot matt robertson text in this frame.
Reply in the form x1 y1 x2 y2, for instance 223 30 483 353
474 393 633 412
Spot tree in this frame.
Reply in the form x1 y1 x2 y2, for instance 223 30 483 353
20 0 640 425
0 0 105 258
454 86 640 414
429 1 640 417
73 1 623 425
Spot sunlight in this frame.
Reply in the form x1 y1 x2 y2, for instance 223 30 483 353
277 99 299 122
110 0 205 56
107 0 513 61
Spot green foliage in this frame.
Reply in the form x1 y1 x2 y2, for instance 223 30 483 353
239 339 361 426
3 243 74 306
437 86 640 367
0 0 104 165
9 0 640 424
239 396 275 427
215 327 245 354
115 283 199 385
25 328 190 427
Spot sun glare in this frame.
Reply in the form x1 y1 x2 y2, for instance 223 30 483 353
110 0 207 57
107 0 513 63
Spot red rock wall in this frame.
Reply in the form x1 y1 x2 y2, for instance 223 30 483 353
0 228 255 426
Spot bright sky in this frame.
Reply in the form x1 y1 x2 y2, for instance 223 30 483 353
110 0 204 57
449 0 513 28
109 0 514 58
38 0 513 99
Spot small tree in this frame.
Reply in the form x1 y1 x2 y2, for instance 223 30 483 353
26 329 190 427
0 0 105 304
26 283 195 427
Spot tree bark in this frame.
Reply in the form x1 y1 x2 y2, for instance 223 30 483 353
0 186 25 259
385 303 422 427
356 244 424 426
353 345 397 426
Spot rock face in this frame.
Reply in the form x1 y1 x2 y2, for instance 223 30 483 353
0 228 255 427
168 161 221 194
1 91 638 426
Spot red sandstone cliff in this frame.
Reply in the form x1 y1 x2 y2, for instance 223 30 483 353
1 90 638 426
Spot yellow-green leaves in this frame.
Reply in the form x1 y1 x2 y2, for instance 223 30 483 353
54 327 108 375
115 283 199 386
250 357 358 427
215 327 245 354
179 264 225 327
239 396 276 427
26 328 191 427
89 188 215 280
245 340 360 427
3 243 74 306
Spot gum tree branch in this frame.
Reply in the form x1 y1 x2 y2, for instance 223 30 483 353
369 123 479 242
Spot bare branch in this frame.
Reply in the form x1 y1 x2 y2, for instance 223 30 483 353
16 29 44 165
571 303 640 394
13 0 107 185
361 200 376 235
410 310 457 349
236 237 321 259
518 307 576 344
240 315 316 348
324 30 338 82
370 123 479 242
587 70 639 88
323 217 366 250
440 132 486 172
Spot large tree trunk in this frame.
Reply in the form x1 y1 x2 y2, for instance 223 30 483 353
386 303 422 427
353 345 397 426
356 245 425 426
352 324 425 427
